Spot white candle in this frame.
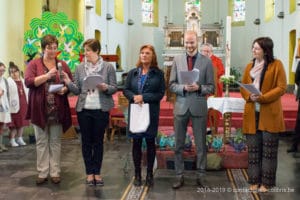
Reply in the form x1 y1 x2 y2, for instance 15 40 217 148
225 16 231 76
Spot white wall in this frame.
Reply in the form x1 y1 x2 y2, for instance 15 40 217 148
85 0 299 82
0 0 25 70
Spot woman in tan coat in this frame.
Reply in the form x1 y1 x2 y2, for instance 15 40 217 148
240 37 287 192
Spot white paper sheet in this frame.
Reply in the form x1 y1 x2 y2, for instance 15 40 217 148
48 84 64 93
83 75 104 90
236 82 261 95
179 69 199 85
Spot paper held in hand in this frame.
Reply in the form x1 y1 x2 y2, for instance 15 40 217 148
48 84 64 93
83 75 104 90
179 69 199 85
236 82 261 95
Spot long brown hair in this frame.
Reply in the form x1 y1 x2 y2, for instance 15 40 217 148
135 44 158 68
252 37 275 65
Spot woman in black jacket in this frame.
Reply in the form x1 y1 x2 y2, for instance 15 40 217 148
123 44 165 187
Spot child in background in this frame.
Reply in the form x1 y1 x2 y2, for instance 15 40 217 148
7 62 29 147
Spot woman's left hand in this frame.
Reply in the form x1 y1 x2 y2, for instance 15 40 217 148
57 86 68 95
97 83 108 91
133 95 143 104
250 94 260 102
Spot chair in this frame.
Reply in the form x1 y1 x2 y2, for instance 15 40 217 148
109 94 129 142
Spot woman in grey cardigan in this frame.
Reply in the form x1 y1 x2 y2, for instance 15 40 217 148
64 39 117 186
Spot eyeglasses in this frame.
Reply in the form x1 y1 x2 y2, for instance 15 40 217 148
45 46 58 51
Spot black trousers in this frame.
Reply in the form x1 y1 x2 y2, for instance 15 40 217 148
77 109 109 175
132 138 156 175
293 100 300 146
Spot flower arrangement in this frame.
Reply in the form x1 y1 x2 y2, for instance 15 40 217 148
230 128 247 153
211 136 223 152
220 75 235 85
206 135 224 152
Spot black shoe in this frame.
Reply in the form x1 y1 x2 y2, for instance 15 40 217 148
133 176 142 186
36 177 48 185
51 177 61 184
95 179 104 186
172 176 184 189
287 144 298 153
86 179 95 186
145 174 154 187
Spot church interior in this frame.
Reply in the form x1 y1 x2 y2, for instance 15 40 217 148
0 0 300 199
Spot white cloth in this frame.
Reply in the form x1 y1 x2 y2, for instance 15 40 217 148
0 77 11 123
7 77 29 113
207 97 245 114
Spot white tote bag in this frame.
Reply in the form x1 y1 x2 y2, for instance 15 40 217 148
129 103 150 133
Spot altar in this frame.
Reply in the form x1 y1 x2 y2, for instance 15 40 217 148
207 97 245 114
207 97 245 142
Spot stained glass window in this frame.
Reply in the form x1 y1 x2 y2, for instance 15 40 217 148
142 0 154 24
232 0 246 22
185 0 201 12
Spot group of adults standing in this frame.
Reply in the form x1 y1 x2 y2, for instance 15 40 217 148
0 30 297 194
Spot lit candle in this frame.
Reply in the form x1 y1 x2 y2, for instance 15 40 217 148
225 16 231 76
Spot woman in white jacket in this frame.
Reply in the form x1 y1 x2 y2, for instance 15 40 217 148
7 62 29 147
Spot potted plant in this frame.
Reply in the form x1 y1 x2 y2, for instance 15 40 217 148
231 128 246 153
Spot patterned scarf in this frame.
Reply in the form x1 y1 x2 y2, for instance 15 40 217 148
250 59 264 90
84 56 104 76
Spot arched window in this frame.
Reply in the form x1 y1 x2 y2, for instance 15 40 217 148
265 0 275 22
115 0 124 23
95 0 101 16
290 0 296 13
141 0 158 26
229 0 246 26
185 0 201 12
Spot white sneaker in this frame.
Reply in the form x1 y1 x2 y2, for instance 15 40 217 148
10 138 19 147
16 137 26 146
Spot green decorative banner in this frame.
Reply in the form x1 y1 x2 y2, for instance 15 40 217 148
23 12 84 72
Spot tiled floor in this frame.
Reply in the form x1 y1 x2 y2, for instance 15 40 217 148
0 133 299 200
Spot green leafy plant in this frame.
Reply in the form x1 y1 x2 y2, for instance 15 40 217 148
220 75 235 85
206 134 213 147
231 128 247 153
233 128 246 144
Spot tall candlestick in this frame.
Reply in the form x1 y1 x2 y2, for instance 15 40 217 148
225 16 231 76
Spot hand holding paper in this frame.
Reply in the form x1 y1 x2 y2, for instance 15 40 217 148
48 84 64 93
83 75 104 90
236 82 261 95
179 69 199 85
